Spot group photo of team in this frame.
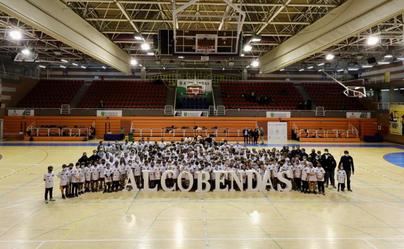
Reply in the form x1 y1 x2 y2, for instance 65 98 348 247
43 138 355 202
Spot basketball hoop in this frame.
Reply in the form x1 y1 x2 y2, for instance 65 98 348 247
321 71 367 98
343 86 366 98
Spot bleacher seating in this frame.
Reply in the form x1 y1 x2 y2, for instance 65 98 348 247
78 80 167 108
220 81 303 110
17 80 84 108
302 83 365 110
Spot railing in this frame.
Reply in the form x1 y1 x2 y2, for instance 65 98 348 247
27 127 89 138
295 128 359 139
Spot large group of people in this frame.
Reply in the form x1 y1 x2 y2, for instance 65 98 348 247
43 139 355 203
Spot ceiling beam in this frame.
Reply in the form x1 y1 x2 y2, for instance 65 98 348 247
113 0 140 33
0 0 131 74
257 0 291 35
260 0 404 73
62 1 337 8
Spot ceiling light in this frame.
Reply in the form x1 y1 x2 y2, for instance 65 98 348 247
384 54 393 58
141 42 151 51
377 61 390 65
325 53 335 61
361 65 373 68
250 34 262 43
72 62 78 66
318 69 323 72
348 67 359 71
38 65 46 69
307 66 314 69
397 57 404 61
367 35 380 46
222 67 225 71
21 48 31 56
178 56 184 59
299 68 304 72
250 59 259 68
243 44 252 52
317 63 325 66
280 68 285 71
130 58 138 66
61 59 68 63
102 66 107 69
80 65 87 69
163 67 166 70
8 29 22 40
240 53 245 57
337 69 344 72
60 65 66 69
147 52 155 56
134 33 143 41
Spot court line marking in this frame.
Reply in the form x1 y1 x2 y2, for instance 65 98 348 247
34 241 45 249
363 239 379 249
1 237 404 243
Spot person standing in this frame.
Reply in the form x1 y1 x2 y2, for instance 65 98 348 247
321 149 336 188
242 129 249 145
43 166 55 203
338 150 354 191
259 127 265 145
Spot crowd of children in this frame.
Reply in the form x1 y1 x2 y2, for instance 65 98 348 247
43 140 354 202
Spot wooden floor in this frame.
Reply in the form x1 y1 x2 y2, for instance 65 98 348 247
0 142 404 249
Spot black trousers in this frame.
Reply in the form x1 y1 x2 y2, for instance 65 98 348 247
338 183 345 191
44 187 53 200
325 170 335 187
72 182 79 197
294 178 301 191
346 171 352 190
317 181 325 193
243 136 248 144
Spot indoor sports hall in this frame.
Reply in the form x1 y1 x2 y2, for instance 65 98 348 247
0 1 404 249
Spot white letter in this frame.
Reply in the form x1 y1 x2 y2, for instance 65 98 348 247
246 170 262 192
277 171 292 192
161 170 176 191
214 171 228 192
177 171 193 192
260 171 274 191
229 171 243 191
125 169 139 191
196 171 211 192
142 170 157 192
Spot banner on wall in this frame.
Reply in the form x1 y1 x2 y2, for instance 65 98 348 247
7 109 34 116
267 122 287 144
177 79 212 95
389 104 404 135
346 112 371 119
266 111 291 118
175 110 209 117
96 110 122 117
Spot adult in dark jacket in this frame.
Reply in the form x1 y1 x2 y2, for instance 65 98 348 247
338 150 355 191
321 149 337 188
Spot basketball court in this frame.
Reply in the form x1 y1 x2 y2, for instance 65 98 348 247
0 142 403 249
0 0 404 248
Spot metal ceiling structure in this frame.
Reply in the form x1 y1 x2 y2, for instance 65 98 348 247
0 0 402 74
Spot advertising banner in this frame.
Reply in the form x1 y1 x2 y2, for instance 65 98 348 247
389 104 404 135
96 110 122 117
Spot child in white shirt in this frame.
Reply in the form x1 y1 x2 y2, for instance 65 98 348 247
44 166 55 203
337 165 347 192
